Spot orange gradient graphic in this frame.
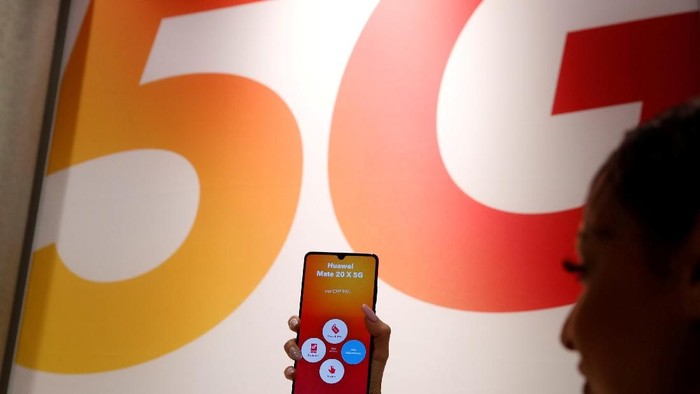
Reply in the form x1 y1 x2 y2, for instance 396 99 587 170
330 0 582 312
16 1 302 372
330 2 699 312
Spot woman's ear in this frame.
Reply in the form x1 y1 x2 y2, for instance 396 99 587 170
679 222 700 319
693 263 700 283
683 261 700 321
680 219 700 318
678 259 700 319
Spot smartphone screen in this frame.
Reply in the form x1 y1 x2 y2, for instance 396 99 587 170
292 252 379 394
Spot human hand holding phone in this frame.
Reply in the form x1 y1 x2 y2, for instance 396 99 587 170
285 252 389 393
284 305 391 394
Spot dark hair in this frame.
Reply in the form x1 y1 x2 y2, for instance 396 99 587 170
596 98 700 272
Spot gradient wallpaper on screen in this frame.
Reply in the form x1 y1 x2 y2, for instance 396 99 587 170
293 253 378 394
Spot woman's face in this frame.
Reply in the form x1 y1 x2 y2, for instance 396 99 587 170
560 189 694 394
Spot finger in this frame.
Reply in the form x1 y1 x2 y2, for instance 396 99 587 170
284 338 302 361
362 304 391 364
362 304 390 394
284 366 296 381
288 315 300 333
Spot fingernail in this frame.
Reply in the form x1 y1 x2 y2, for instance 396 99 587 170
288 317 299 330
362 304 379 322
285 366 295 376
290 347 302 360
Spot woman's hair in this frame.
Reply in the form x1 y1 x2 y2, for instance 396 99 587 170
595 98 700 274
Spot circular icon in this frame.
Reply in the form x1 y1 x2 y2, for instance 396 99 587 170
300 338 326 363
319 358 345 384
323 319 348 344
341 339 367 365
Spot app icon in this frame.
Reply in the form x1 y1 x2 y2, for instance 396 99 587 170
341 339 367 365
319 359 345 384
323 319 348 344
300 338 326 363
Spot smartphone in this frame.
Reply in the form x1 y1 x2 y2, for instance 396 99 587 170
292 252 379 394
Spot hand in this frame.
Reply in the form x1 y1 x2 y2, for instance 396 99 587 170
283 304 391 394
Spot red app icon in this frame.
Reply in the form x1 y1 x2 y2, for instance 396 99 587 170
331 324 339 334
310 343 317 354
329 365 336 374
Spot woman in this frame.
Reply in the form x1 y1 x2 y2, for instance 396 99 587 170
284 99 700 393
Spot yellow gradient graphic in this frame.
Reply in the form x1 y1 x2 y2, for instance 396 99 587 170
16 1 301 373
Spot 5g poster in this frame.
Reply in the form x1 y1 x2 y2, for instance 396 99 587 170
7 0 698 392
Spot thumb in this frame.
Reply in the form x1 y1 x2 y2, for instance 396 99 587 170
363 304 390 394
362 304 390 364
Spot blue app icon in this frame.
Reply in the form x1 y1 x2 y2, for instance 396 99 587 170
341 340 366 365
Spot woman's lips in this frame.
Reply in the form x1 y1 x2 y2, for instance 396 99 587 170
579 363 591 393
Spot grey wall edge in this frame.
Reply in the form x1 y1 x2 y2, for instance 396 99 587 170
0 0 72 391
